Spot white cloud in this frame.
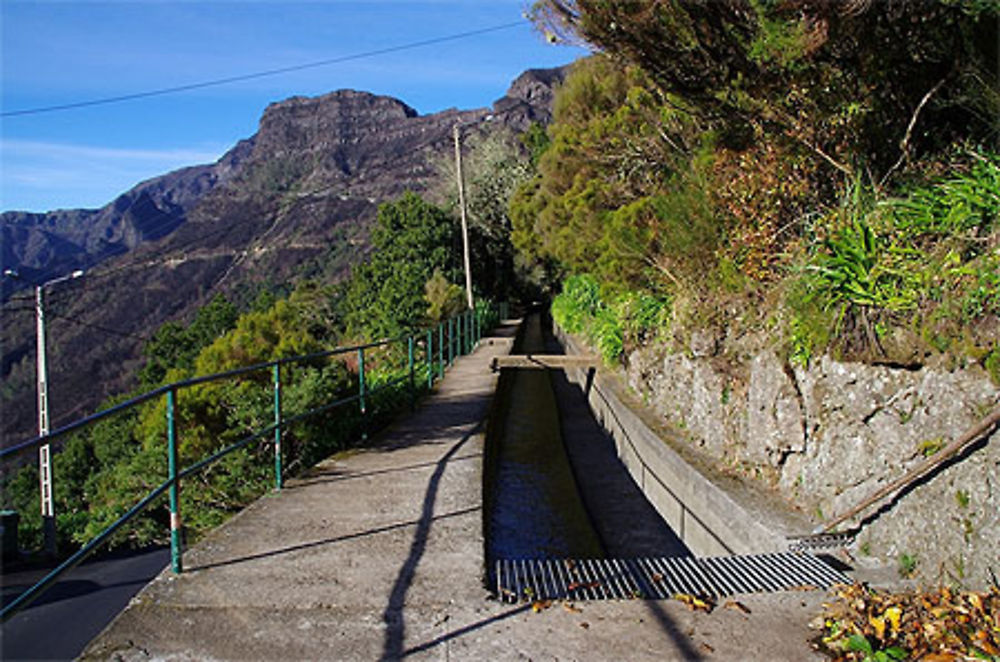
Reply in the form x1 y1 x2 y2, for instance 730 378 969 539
1 139 228 212
2 140 224 168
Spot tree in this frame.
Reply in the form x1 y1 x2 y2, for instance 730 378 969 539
510 56 710 291
340 192 459 338
139 294 238 388
531 1 998 181
424 270 466 322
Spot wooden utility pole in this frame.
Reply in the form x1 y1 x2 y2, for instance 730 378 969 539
453 123 474 310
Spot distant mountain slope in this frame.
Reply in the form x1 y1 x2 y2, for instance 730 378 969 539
0 65 567 446
0 142 251 294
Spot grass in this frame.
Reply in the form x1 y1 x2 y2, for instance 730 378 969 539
898 553 918 578
785 152 1000 366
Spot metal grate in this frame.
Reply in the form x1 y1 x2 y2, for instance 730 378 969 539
494 553 849 603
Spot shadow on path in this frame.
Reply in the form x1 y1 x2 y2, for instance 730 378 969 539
402 603 532 658
186 506 480 573
380 421 481 661
288 453 481 489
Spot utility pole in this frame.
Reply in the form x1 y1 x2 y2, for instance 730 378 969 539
453 122 474 310
4 268 84 557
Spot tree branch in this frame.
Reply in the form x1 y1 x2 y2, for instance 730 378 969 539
879 76 948 190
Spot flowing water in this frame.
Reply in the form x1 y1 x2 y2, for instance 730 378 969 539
484 313 604 562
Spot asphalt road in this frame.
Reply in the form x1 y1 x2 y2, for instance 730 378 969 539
1 546 169 661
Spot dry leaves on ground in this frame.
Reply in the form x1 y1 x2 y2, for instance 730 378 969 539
817 582 1000 661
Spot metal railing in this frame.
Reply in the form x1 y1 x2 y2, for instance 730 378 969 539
0 302 504 622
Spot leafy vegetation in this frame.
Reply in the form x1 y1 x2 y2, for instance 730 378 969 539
551 273 669 363
339 192 461 339
514 1 997 371
819 583 1000 661
424 269 466 323
2 190 494 554
790 157 1000 364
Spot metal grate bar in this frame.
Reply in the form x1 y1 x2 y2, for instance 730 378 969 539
494 553 849 603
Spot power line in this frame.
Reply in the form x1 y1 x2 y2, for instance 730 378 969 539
45 311 151 343
0 304 35 316
2 22 523 118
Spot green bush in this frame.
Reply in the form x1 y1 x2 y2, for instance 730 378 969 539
551 273 602 334
551 274 667 363
790 152 1000 362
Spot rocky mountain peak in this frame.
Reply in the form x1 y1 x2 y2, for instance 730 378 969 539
492 65 567 130
1 64 571 444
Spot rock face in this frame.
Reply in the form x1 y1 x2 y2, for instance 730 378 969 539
0 66 568 445
493 67 565 130
626 344 999 588
1 66 567 292
0 141 251 292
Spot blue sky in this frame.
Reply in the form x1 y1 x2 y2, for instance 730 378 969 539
1 1 587 213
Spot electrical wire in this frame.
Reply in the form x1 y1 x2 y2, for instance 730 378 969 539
0 304 35 316
2 22 523 118
45 311 151 343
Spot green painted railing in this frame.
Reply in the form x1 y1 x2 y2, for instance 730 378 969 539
0 302 503 622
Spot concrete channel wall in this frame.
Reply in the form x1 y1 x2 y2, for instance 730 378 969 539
555 325 812 557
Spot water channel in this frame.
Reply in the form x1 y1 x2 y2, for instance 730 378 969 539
484 310 689 571
484 312 605 561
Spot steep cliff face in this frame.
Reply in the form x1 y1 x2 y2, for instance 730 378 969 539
625 341 999 588
0 66 568 445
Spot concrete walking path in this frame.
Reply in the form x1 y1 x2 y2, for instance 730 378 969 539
82 321 827 661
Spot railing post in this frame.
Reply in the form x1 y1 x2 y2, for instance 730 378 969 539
466 309 473 353
166 388 182 574
426 329 433 389
437 322 444 381
408 335 415 412
273 363 283 491
358 347 367 441
448 317 454 366
462 310 468 354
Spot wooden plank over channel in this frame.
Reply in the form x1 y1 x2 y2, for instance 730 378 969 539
490 354 599 371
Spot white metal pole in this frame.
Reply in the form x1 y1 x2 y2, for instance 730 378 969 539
35 284 56 557
453 123 474 310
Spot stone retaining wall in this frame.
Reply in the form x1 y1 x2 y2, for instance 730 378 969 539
555 326 813 557
621 338 999 588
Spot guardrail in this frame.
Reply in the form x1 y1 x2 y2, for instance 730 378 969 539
1 301 506 622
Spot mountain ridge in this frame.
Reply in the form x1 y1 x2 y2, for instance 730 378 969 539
0 65 568 446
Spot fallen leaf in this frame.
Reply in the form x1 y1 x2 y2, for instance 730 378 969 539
674 593 715 613
723 600 752 615
787 584 819 592
700 642 715 653
870 614 886 640
562 602 582 614
579 622 590 629
531 600 553 613
968 594 983 612
884 606 901 632
568 581 601 592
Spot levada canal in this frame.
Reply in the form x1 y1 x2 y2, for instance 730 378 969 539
484 312 604 563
